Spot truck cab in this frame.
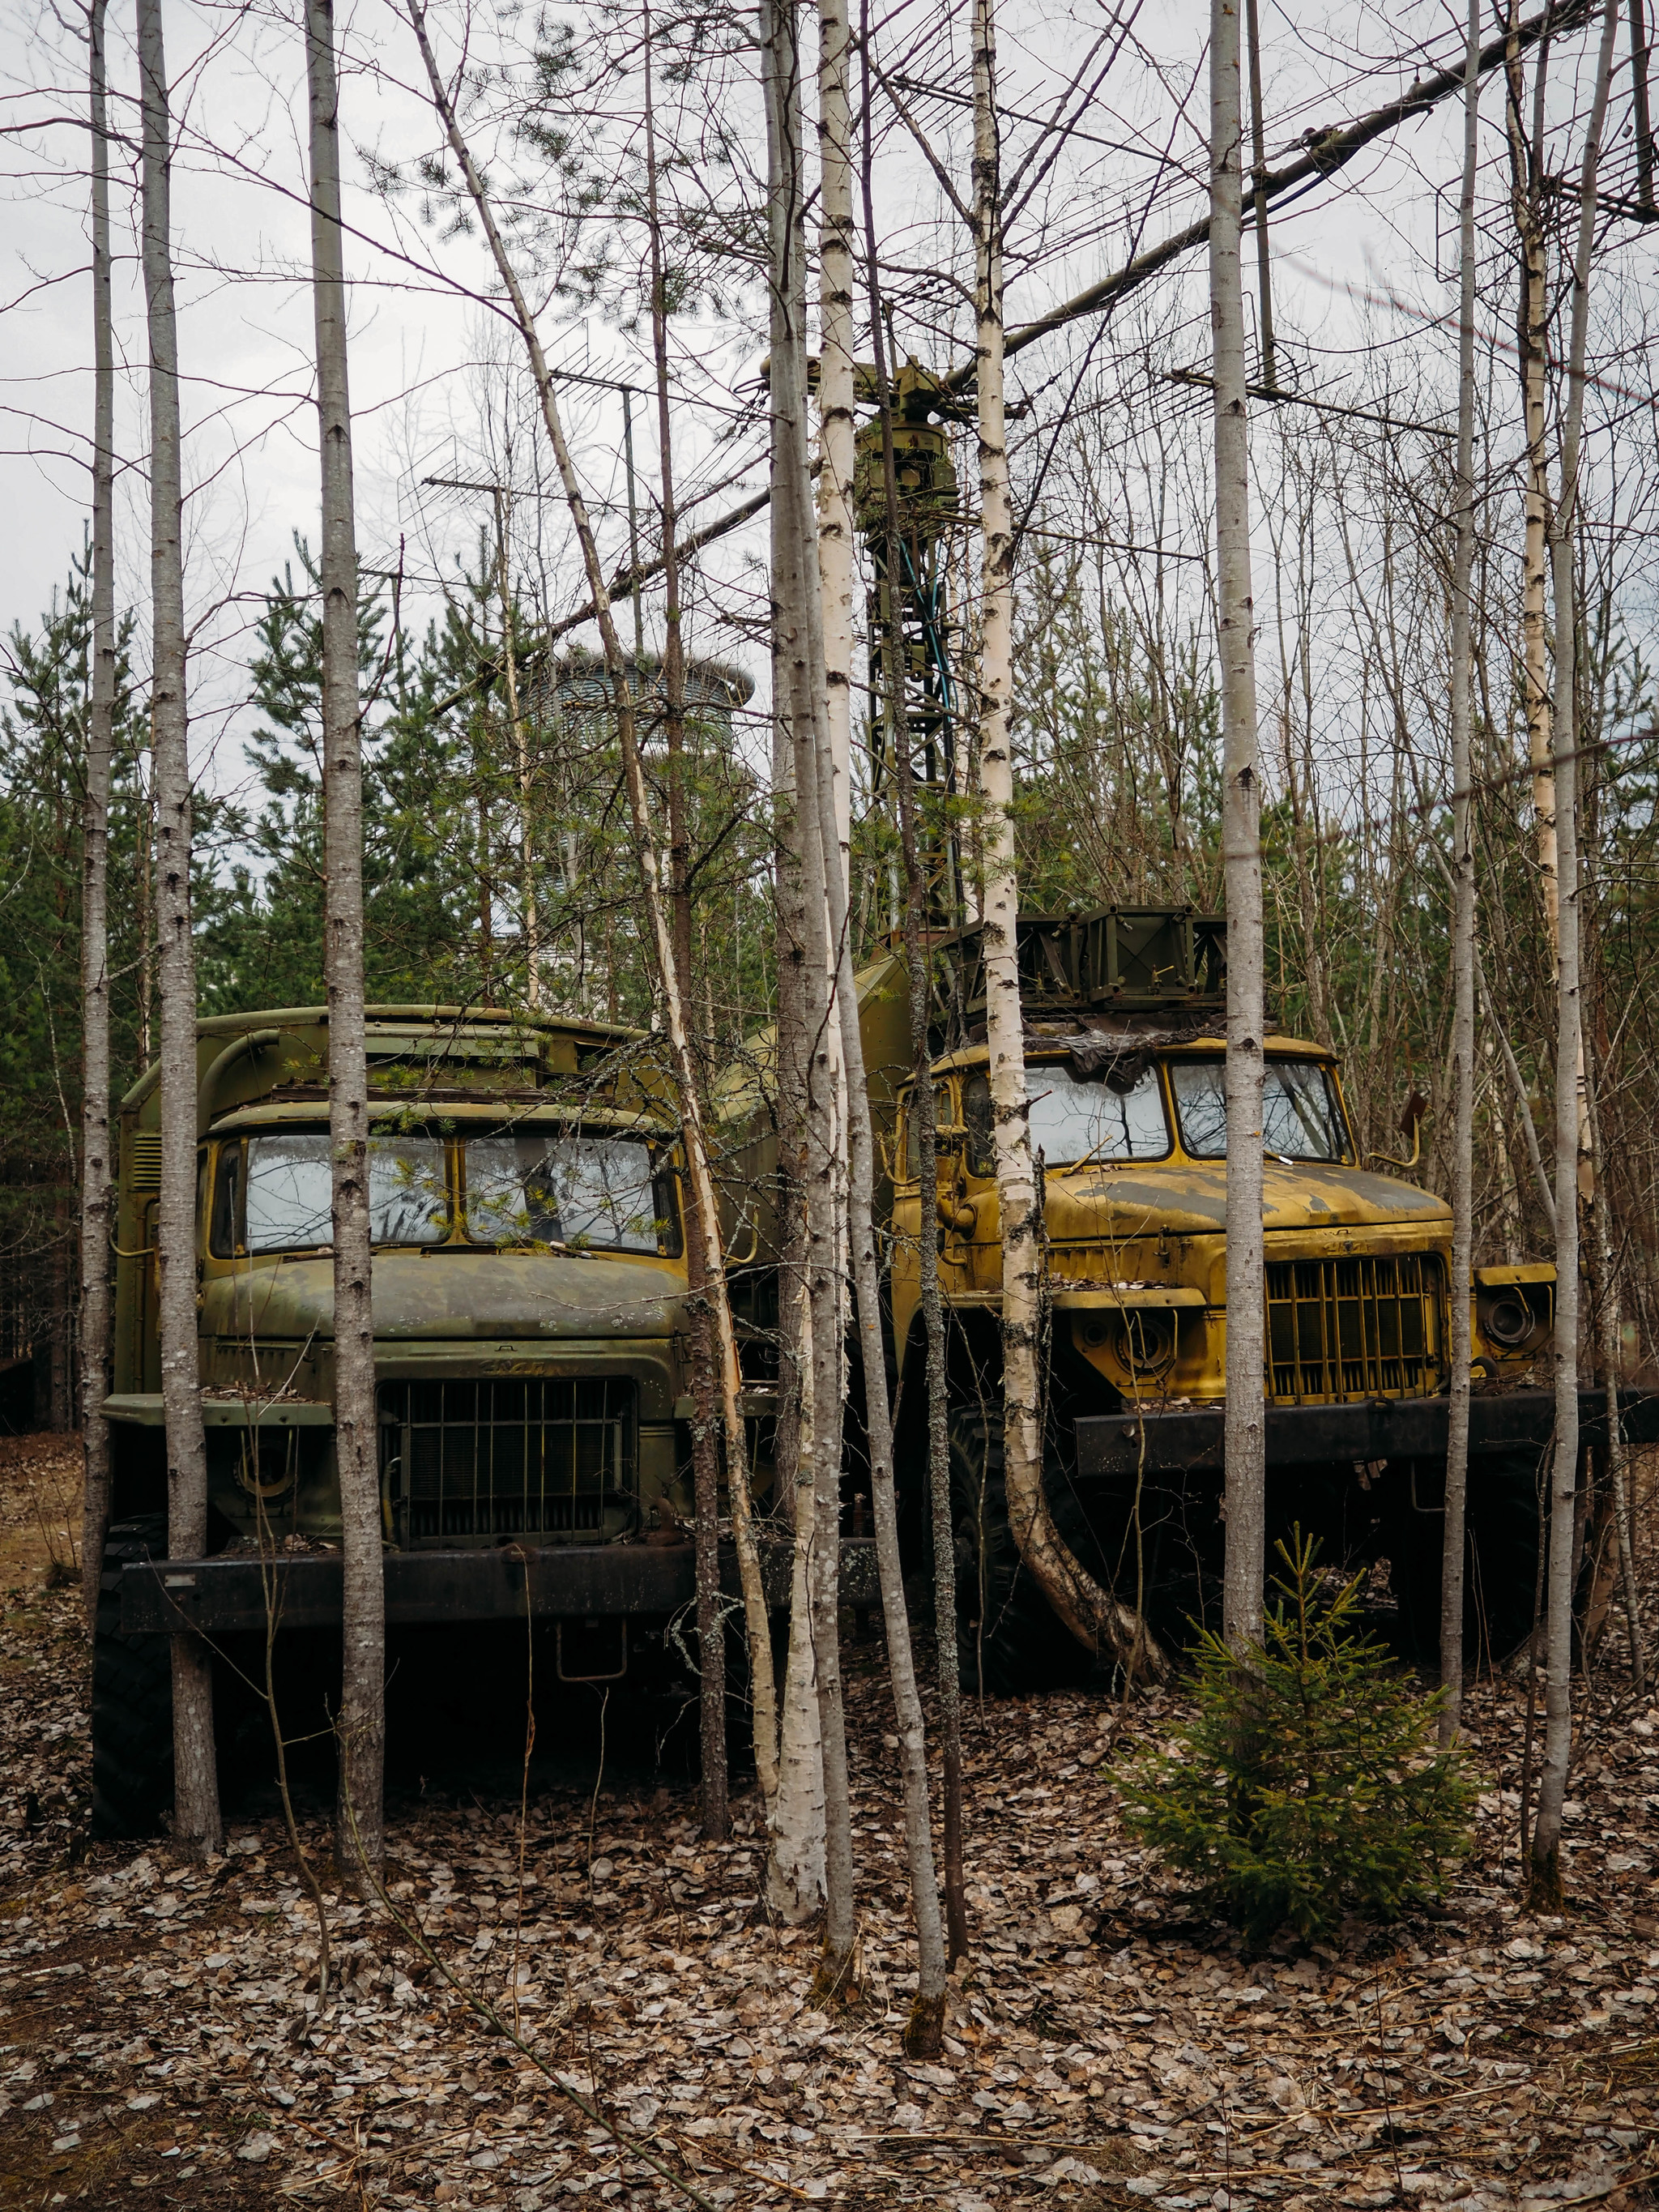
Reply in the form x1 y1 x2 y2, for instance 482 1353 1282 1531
94 1006 702 1833
883 909 1566 1683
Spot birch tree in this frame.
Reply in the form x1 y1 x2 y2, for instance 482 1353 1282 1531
139 0 220 1856
80 0 116 1633
760 0 851 1969
1210 0 1266 1650
1439 0 1482 1744
856 23 966 1958
1532 0 1618 1907
970 0 1158 1678
307 0 384 1880
639 11 730 1840
816 0 855 874
403 0 781 1812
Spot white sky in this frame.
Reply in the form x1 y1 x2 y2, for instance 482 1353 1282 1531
0 0 1635 816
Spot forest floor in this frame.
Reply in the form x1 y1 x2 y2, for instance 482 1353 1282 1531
3 1431 1659 2212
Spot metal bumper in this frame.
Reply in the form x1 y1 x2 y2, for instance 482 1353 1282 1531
1076 1386 1659 1480
119 1535 881 1635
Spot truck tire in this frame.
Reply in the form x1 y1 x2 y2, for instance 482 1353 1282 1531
949 1404 1094 1696
91 1517 174 1838
1386 1449 1544 1668
1465 1447 1546 1665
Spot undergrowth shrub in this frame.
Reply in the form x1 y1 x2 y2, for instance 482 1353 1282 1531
1116 1532 1476 1941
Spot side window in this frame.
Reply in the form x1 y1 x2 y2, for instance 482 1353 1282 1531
902 1095 919 1179
963 1073 994 1178
211 1142 243 1256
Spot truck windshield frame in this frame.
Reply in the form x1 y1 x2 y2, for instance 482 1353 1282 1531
461 1131 673 1254
208 1123 680 1258
1169 1057 1351 1164
965 1062 1171 1172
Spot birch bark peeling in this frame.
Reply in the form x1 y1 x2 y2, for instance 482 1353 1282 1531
1532 0 1619 1908
972 0 1163 1680
403 0 780 1810
307 0 384 1881
139 0 220 1857
1439 0 1482 1748
1212 0 1268 1651
81 0 117 1633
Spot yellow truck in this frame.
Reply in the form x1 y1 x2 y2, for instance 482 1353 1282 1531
872 909 1633 1686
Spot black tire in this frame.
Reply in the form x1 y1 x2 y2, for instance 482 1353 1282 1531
92 1517 174 1838
1465 1445 1546 1666
948 1403 1094 1696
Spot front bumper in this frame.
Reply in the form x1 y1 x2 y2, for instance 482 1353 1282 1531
117 1535 880 1635
1076 1386 1659 1478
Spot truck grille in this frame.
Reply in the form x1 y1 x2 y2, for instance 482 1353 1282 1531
1265 1253 1444 1403
380 1378 637 1545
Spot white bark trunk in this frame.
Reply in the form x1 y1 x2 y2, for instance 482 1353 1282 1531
1439 0 1482 1745
767 1293 825 1923
816 0 855 878
855 122 971 1957
970 0 1158 1679
761 0 852 1975
139 0 220 1856
81 0 116 1632
1532 0 1618 1905
307 0 383 1882
404 0 780 1810
1212 0 1267 1651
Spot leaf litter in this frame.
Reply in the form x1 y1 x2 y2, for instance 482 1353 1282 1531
3 1430 1658 2210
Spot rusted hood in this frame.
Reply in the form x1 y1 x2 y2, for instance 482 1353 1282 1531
202 1250 686 1343
1049 1160 1451 1241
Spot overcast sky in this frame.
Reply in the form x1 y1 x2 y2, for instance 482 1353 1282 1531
0 0 1625 813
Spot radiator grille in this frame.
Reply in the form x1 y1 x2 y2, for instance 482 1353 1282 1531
379 1378 638 1546
1265 1253 1445 1403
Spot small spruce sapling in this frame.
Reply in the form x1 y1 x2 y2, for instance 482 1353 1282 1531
1117 1531 1475 1941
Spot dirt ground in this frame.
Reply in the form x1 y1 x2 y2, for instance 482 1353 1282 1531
4 1431 1659 2212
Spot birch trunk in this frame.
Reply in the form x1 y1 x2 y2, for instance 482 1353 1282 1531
786 428 948 2051
1585 1048 1646 1687
1212 0 1267 1650
405 0 780 1810
1505 15 1559 951
139 0 220 1856
761 0 852 1975
1439 0 1482 1746
971 0 1158 1678
767 1291 825 1921
856 71 969 1959
1532 0 1618 1907
816 0 855 874
80 0 116 1633
493 489 539 1010
307 0 383 1881
640 28 730 1836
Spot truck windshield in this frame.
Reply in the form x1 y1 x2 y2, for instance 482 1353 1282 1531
1169 1059 1349 1162
463 1134 665 1253
1001 1061 1171 1168
238 1133 449 1250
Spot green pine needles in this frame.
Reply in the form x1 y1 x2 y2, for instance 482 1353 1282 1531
1117 1533 1476 1941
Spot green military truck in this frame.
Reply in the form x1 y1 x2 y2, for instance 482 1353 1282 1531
93 1006 766 1834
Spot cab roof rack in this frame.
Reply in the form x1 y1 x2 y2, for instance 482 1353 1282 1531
933 905 1226 1040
